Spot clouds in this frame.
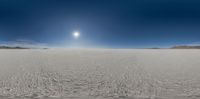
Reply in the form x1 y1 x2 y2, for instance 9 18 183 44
187 42 200 46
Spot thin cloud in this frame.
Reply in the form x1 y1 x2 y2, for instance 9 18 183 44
186 42 200 46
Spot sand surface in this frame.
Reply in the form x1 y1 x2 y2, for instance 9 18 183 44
0 49 200 99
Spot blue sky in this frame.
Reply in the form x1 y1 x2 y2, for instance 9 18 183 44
0 0 200 48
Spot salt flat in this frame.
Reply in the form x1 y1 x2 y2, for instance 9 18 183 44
0 49 200 99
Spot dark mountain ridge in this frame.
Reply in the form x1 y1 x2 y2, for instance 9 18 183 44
171 45 200 49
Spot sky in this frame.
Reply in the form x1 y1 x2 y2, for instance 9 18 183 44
0 0 200 48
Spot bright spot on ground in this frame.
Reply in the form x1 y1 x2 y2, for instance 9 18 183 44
73 31 80 39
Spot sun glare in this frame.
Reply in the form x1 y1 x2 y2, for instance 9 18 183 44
73 31 80 39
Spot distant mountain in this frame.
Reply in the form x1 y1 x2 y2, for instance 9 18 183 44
0 40 48 49
0 46 48 49
0 46 29 49
147 47 161 49
171 45 200 49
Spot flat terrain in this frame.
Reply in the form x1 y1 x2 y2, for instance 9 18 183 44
0 49 200 99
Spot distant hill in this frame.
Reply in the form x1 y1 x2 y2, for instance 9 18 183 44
171 45 200 49
0 46 48 49
0 46 29 49
147 47 161 49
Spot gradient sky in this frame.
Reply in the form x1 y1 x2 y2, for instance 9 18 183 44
0 0 200 48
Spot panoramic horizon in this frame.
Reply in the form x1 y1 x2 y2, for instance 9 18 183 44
1 1 200 99
0 0 200 48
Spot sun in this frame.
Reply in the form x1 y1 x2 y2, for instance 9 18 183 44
73 31 80 39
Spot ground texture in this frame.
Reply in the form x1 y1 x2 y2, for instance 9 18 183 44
0 49 200 99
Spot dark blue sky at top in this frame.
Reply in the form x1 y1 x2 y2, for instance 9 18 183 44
0 0 200 48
